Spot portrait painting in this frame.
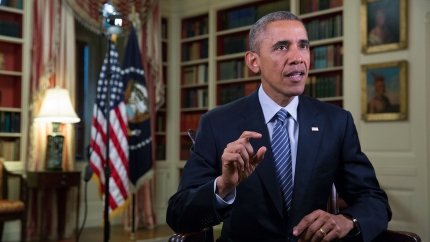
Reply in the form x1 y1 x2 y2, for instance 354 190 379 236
361 0 407 54
361 61 407 121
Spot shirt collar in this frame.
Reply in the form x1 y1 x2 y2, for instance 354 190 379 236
258 85 299 124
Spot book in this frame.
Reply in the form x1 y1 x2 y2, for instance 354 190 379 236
1 140 16 161
4 112 11 132
183 66 197 85
0 53 5 70
197 64 207 84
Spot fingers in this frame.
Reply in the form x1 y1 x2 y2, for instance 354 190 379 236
222 150 247 171
294 210 343 242
294 210 319 236
223 131 263 170
251 146 267 166
239 131 263 141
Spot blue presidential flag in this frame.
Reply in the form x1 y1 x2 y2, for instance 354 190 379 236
122 26 153 189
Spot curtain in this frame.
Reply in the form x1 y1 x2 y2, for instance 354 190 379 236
65 0 159 35
27 0 76 239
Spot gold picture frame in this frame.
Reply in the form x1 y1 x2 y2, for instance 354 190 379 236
361 60 407 121
361 0 407 54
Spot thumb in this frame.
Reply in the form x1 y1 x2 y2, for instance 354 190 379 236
251 146 266 165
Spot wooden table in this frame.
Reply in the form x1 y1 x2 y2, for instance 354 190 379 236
26 171 81 241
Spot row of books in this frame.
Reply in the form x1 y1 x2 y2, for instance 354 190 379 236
179 139 193 160
180 113 201 132
310 44 343 70
303 75 342 98
0 0 23 9
182 40 209 62
219 82 260 105
182 17 208 38
218 60 255 80
0 139 20 161
219 1 289 30
0 111 20 133
221 35 249 55
305 14 342 41
182 89 209 109
183 64 208 85
300 0 343 14
0 20 20 38
155 144 166 160
156 115 165 132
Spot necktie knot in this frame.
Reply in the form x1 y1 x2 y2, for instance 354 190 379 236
276 109 288 126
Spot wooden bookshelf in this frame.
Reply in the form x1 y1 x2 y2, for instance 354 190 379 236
215 0 290 107
156 17 169 162
171 0 344 169
298 0 344 106
0 3 27 163
179 14 209 161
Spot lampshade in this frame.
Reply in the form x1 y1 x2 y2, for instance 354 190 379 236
34 86 80 123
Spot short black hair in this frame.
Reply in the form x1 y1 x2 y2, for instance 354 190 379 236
249 11 304 54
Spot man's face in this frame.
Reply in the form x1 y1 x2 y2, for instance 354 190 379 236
374 80 385 94
253 20 310 106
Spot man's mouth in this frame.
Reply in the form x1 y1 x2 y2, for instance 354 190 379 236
285 71 305 77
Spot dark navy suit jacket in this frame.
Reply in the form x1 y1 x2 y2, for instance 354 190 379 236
167 90 391 242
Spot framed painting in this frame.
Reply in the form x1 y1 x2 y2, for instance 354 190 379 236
361 0 407 54
361 60 407 121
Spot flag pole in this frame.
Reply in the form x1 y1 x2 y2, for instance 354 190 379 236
128 193 136 242
129 6 137 242
103 35 112 242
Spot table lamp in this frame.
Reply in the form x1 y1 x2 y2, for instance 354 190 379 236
34 86 80 170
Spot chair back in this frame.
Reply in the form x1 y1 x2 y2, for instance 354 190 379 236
0 158 27 241
188 129 196 145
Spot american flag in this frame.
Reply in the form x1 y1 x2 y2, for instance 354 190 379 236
90 40 130 219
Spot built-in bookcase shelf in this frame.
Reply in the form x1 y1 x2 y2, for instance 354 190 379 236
179 14 210 161
156 17 169 162
298 0 344 107
0 2 26 163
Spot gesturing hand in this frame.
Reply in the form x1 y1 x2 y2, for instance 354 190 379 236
216 131 266 199
293 210 354 242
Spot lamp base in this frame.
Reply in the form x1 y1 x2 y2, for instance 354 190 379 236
46 132 64 170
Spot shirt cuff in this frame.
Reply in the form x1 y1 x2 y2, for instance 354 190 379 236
213 177 236 210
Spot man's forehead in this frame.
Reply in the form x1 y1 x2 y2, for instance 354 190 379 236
261 21 307 40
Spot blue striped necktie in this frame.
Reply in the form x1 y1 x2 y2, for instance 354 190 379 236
271 109 293 213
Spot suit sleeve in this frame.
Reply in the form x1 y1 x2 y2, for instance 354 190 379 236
335 111 392 241
166 114 230 233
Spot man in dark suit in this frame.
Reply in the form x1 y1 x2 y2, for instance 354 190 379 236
167 11 391 242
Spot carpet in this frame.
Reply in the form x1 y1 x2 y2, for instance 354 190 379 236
137 236 170 242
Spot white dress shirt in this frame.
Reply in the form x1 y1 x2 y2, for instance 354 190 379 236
214 85 299 209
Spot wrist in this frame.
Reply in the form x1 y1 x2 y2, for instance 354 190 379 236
216 176 235 198
340 213 361 237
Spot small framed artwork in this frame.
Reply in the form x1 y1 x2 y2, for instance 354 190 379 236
361 60 407 121
361 0 407 54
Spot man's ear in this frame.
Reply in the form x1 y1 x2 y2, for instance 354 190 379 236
245 51 260 74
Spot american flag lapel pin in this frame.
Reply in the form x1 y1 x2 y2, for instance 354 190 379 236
312 127 319 132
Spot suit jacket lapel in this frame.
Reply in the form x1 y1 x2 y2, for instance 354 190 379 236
238 90 286 219
290 96 324 221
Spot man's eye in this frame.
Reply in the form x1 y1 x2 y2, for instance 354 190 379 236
277 46 287 50
300 44 309 49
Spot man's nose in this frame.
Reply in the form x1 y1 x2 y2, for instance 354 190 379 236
289 47 304 65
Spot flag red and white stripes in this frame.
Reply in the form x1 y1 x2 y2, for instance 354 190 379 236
90 41 130 219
